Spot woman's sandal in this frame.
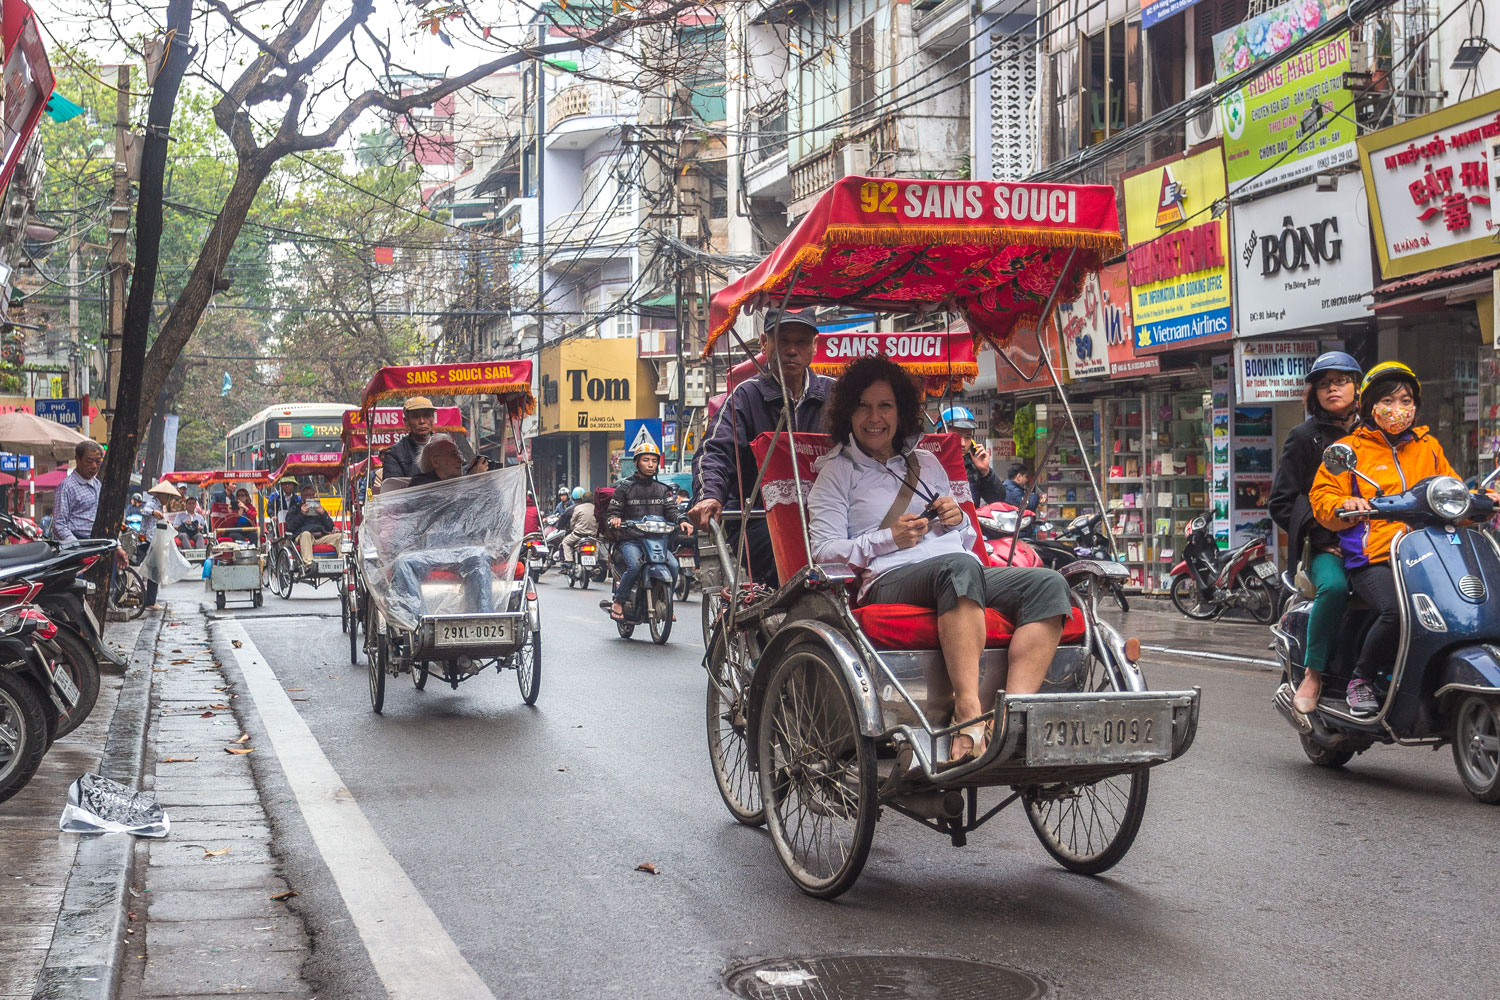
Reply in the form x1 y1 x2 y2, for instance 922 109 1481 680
939 721 989 770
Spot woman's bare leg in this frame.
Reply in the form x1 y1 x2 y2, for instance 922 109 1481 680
936 598 985 754
1003 617 1065 696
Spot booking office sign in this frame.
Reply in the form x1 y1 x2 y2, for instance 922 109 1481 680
1123 146 1234 352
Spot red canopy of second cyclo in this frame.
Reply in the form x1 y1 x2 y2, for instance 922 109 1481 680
706 176 1122 357
359 361 536 419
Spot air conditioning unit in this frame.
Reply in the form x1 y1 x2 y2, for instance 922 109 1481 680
2 193 28 231
1185 84 1222 148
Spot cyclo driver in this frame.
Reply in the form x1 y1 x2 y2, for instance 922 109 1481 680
605 441 693 620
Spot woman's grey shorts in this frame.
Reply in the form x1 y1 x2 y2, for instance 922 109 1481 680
860 553 1072 625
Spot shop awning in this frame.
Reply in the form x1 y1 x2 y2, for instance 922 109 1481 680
1373 255 1500 313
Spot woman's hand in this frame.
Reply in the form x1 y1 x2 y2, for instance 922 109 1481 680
931 496 964 528
890 513 930 549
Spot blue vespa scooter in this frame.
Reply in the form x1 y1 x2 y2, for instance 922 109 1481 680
600 516 678 645
1272 442 1500 802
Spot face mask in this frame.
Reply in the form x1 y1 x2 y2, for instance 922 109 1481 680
1372 400 1416 435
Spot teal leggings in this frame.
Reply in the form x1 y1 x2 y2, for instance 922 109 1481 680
1304 551 1348 673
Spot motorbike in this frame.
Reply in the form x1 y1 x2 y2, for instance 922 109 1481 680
1271 443 1500 800
673 535 698 601
1168 511 1278 623
526 529 553 581
565 535 600 590
0 583 82 803
973 502 1044 567
1030 512 1131 611
599 516 678 644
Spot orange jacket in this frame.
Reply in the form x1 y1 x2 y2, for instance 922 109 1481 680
1309 424 1458 569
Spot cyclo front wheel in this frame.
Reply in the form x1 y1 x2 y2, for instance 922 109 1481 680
369 616 388 714
516 626 541 705
756 642 877 899
706 624 762 826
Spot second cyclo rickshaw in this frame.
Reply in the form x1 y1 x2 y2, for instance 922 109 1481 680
200 469 271 609
700 176 1202 898
356 362 543 714
265 451 346 600
161 470 214 562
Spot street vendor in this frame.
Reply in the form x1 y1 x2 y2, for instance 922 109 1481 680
691 309 833 585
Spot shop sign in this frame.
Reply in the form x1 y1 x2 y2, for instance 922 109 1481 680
1356 87 1500 279
1141 0 1203 31
1123 147 1234 352
1220 31 1356 196
0 7 52 198
1211 0 1349 79
33 398 80 427
538 337 650 434
1057 264 1154 379
1231 176 1372 336
1233 337 1319 403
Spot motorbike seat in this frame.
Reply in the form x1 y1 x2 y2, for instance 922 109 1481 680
853 603 1088 650
0 541 52 565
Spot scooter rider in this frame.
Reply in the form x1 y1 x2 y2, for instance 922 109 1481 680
1268 351 1362 715
560 486 596 565
940 406 1007 507
606 441 692 620
1310 362 1460 714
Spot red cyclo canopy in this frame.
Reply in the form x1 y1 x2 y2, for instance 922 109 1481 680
359 361 535 418
707 177 1122 356
341 406 467 451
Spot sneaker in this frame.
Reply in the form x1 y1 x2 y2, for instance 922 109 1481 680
1346 678 1381 714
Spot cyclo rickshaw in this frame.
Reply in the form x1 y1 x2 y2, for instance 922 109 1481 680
264 450 346 599
200 469 271 609
355 362 542 714
699 176 1202 898
337 405 470 664
161 470 214 562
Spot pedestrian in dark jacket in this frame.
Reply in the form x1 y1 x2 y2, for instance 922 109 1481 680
1268 351 1361 714
691 310 832 585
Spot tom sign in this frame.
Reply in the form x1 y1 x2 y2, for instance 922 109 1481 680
1231 176 1373 337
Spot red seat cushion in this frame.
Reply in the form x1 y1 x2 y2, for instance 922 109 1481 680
422 561 526 583
312 544 338 555
852 603 1087 650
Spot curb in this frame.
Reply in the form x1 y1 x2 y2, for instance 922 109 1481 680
30 615 163 1000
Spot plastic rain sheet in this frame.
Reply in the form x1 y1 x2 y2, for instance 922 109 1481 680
359 464 528 631
59 773 170 837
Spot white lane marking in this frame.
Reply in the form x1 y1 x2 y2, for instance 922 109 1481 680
1142 644 1276 668
219 618 496 1000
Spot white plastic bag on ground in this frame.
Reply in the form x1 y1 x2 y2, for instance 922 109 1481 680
59 772 170 837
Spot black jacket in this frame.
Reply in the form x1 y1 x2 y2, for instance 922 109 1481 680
605 474 685 539
965 451 1007 506
286 496 335 536
381 436 424 480
1269 414 1353 565
695 373 834 507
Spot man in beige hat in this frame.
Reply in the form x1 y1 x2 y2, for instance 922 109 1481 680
380 396 436 481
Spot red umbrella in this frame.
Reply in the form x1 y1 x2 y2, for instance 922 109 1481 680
31 468 68 489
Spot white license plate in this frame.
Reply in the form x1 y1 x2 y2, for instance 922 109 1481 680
1027 701 1173 766
581 555 597 567
435 619 512 648
316 559 342 574
1252 561 1276 579
678 555 697 569
51 662 80 703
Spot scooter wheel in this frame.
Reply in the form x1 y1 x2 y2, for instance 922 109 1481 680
1299 733 1354 769
1170 575 1217 620
1452 694 1500 802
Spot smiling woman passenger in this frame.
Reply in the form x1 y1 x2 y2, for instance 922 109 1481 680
807 356 1072 765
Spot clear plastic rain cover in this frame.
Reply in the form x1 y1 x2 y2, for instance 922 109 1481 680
360 465 528 631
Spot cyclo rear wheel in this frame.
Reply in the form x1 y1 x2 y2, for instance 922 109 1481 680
756 642 877 899
706 624 762 826
1022 647 1150 874
515 625 541 705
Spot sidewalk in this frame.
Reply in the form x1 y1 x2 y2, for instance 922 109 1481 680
1 602 317 1000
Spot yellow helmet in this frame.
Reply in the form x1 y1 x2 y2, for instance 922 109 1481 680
1360 360 1421 402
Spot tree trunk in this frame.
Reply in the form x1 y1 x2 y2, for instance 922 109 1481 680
89 0 193 618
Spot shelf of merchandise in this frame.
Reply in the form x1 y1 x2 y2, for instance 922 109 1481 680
1101 395 1150 589
1033 402 1101 524
1145 390 1212 592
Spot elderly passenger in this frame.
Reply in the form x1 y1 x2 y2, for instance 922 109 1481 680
807 356 1071 765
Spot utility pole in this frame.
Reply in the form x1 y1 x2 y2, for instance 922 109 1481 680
105 64 131 427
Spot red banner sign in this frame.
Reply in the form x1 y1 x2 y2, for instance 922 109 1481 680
811 330 977 376
341 406 465 450
360 360 535 417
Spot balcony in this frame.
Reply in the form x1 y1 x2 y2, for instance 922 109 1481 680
544 205 640 266
546 83 638 150
743 97 791 201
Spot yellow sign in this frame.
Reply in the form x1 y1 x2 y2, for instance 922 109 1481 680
1123 147 1233 353
538 338 655 434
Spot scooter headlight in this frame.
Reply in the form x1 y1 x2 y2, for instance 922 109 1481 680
1426 476 1472 520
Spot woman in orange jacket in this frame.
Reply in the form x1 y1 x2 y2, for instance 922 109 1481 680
1309 362 1458 714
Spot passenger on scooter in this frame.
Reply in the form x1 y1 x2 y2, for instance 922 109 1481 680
1310 362 1459 714
560 486 597 565
940 405 1007 507
1269 351 1362 715
808 356 1071 764
607 441 693 620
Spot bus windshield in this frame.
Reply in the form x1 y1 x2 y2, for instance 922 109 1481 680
226 403 355 471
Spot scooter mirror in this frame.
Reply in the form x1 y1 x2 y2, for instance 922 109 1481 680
1322 442 1357 474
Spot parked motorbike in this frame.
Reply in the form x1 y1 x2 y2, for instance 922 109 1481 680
0 586 82 803
673 535 698 601
565 535 600 590
1272 442 1500 801
973 502 1044 567
1030 512 1131 611
1168 511 1278 623
599 516 678 644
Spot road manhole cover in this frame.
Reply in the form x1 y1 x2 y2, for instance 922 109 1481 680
725 955 1047 1000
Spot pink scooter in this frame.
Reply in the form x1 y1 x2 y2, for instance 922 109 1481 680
974 502 1044 567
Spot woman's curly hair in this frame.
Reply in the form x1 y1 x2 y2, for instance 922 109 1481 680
824 355 923 447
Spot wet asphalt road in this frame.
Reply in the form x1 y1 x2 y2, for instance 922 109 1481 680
188 576 1500 1000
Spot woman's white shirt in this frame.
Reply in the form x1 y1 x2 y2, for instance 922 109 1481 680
807 435 978 599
